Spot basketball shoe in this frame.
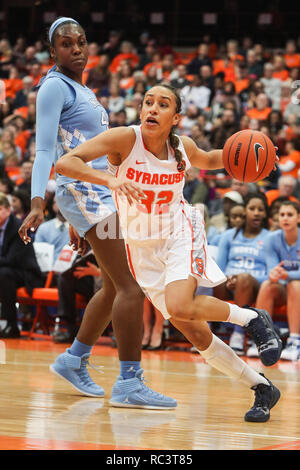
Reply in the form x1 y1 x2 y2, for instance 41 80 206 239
244 374 281 422
50 349 105 397
244 307 282 366
110 369 177 409
280 337 300 361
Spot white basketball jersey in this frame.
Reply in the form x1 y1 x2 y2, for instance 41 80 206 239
109 125 192 242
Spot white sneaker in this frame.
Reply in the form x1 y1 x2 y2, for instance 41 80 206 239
280 339 300 361
246 343 259 358
229 331 245 355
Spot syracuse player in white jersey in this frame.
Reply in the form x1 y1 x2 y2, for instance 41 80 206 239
55 84 282 422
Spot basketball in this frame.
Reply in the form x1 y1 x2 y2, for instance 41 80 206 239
223 130 276 183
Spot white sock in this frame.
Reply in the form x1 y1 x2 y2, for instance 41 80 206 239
226 303 258 327
198 334 269 388
289 333 300 342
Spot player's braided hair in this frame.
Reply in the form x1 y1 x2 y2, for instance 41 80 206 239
160 84 186 172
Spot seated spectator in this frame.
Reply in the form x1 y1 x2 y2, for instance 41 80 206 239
265 175 299 206
254 201 300 361
0 39 14 78
170 64 191 90
14 90 37 122
280 81 292 116
2 66 23 101
178 104 199 136
268 197 286 232
190 122 212 152
24 140 36 163
43 181 57 221
6 115 31 157
16 160 33 194
246 93 272 121
272 54 290 82
86 54 111 94
209 190 244 231
183 167 208 205
283 39 300 69
210 108 239 149
230 178 255 198
34 39 50 65
208 201 246 246
34 195 70 263
0 126 22 161
137 39 157 71
260 63 282 110
125 92 143 125
186 43 212 75
266 110 284 147
1 141 20 168
54 254 102 343
0 177 15 201
222 81 242 117
226 39 244 65
200 64 215 93
29 63 42 87
109 40 139 74
246 49 263 78
214 192 269 355
85 42 101 70
125 77 147 103
101 30 122 61
0 193 42 338
181 75 211 113
12 76 34 110
278 138 300 179
117 60 135 92
233 63 249 95
10 188 30 221
144 63 161 89
107 81 126 114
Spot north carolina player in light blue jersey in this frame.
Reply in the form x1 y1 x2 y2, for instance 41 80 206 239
217 226 269 283
33 61 115 233
256 200 300 361
215 192 270 356
19 17 176 409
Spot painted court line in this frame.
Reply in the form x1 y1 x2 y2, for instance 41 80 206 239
0 435 148 451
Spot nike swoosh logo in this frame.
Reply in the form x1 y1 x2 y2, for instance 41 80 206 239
136 161 146 165
254 143 264 172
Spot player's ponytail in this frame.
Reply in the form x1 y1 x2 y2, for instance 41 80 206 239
160 84 186 172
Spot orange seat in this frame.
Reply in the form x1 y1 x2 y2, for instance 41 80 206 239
17 271 87 339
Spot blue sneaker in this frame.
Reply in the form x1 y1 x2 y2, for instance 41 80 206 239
244 307 282 366
50 349 105 397
109 369 177 410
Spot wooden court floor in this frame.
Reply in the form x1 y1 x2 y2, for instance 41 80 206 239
0 338 300 451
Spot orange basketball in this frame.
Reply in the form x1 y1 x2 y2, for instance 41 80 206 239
222 130 276 183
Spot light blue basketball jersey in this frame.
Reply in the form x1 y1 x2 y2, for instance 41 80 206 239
217 227 270 284
265 228 300 281
32 70 110 198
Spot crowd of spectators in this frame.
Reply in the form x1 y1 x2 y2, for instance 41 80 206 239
1 29 300 359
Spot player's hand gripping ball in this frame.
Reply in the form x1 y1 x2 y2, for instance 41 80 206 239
222 129 276 183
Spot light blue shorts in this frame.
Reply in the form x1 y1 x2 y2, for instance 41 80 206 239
56 181 116 238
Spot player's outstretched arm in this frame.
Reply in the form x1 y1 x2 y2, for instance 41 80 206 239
181 135 224 170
